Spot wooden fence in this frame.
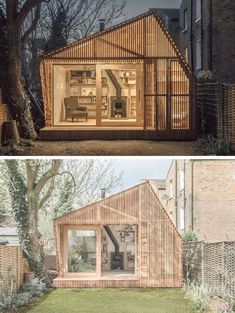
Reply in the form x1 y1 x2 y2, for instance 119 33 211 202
0 245 29 294
197 83 235 151
183 241 235 297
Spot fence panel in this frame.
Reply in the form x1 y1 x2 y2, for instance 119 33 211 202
183 241 235 297
197 83 235 151
0 246 28 294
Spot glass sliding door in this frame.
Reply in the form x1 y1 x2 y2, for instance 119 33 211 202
67 228 98 275
96 64 140 127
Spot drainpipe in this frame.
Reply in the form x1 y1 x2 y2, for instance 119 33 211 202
175 160 178 229
191 161 194 231
190 0 194 71
200 0 203 69
184 160 186 230
208 0 213 71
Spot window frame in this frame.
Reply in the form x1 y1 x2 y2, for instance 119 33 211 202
183 8 188 32
179 170 185 191
196 39 202 70
195 0 202 22
179 206 185 231
64 225 101 277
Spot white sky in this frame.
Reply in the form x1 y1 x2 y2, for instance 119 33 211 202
113 159 172 190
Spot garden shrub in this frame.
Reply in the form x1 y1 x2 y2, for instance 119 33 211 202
13 292 32 308
196 135 231 156
197 70 217 83
184 281 211 312
182 231 198 243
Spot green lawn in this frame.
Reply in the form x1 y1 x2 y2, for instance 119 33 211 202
25 288 197 313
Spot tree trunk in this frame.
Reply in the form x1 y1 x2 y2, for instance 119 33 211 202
5 5 37 140
27 203 47 280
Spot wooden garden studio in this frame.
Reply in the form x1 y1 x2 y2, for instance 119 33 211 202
40 9 195 141
53 182 182 288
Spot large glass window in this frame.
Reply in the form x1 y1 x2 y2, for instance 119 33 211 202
101 69 137 123
68 229 96 273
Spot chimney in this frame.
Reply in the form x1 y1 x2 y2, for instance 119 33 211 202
99 19 105 32
101 188 106 199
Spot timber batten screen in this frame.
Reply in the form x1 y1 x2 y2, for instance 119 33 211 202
53 182 182 288
40 10 195 140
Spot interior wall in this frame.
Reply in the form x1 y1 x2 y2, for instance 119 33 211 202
54 66 67 124
101 225 136 271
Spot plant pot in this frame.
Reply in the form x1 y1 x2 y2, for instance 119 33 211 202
24 272 35 283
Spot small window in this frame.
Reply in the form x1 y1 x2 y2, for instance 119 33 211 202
180 207 185 230
195 0 201 21
169 180 173 198
196 39 202 69
184 48 189 62
183 9 188 31
180 170 185 191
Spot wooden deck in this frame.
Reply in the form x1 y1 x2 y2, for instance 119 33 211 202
54 271 139 288
40 127 195 141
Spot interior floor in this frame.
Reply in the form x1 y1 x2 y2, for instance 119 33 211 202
56 271 137 281
56 119 137 126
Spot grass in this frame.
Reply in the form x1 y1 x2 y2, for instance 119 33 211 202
24 288 197 313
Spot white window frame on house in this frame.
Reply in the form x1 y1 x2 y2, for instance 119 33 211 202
184 48 189 63
196 39 202 70
195 0 201 22
183 8 188 32
180 170 185 191
179 207 185 231
169 180 173 198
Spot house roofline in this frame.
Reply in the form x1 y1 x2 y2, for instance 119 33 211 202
41 8 194 77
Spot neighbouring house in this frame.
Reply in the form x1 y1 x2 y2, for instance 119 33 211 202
0 227 20 246
53 182 182 288
156 8 180 45
40 9 196 141
153 160 235 242
179 0 235 83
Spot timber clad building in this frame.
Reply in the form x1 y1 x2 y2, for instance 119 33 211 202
53 182 182 288
40 10 196 141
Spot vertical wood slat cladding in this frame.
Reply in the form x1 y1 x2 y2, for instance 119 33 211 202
41 10 195 138
54 182 182 288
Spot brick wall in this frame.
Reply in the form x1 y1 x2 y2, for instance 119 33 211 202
179 0 235 83
164 160 235 242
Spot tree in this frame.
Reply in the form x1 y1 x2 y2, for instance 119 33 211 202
41 0 126 42
4 160 63 279
44 3 67 52
39 159 123 255
1 160 122 274
1 0 45 139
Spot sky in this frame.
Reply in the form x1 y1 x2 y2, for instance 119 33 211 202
113 159 172 190
124 0 181 19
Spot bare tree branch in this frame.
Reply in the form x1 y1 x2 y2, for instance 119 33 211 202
21 4 41 42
